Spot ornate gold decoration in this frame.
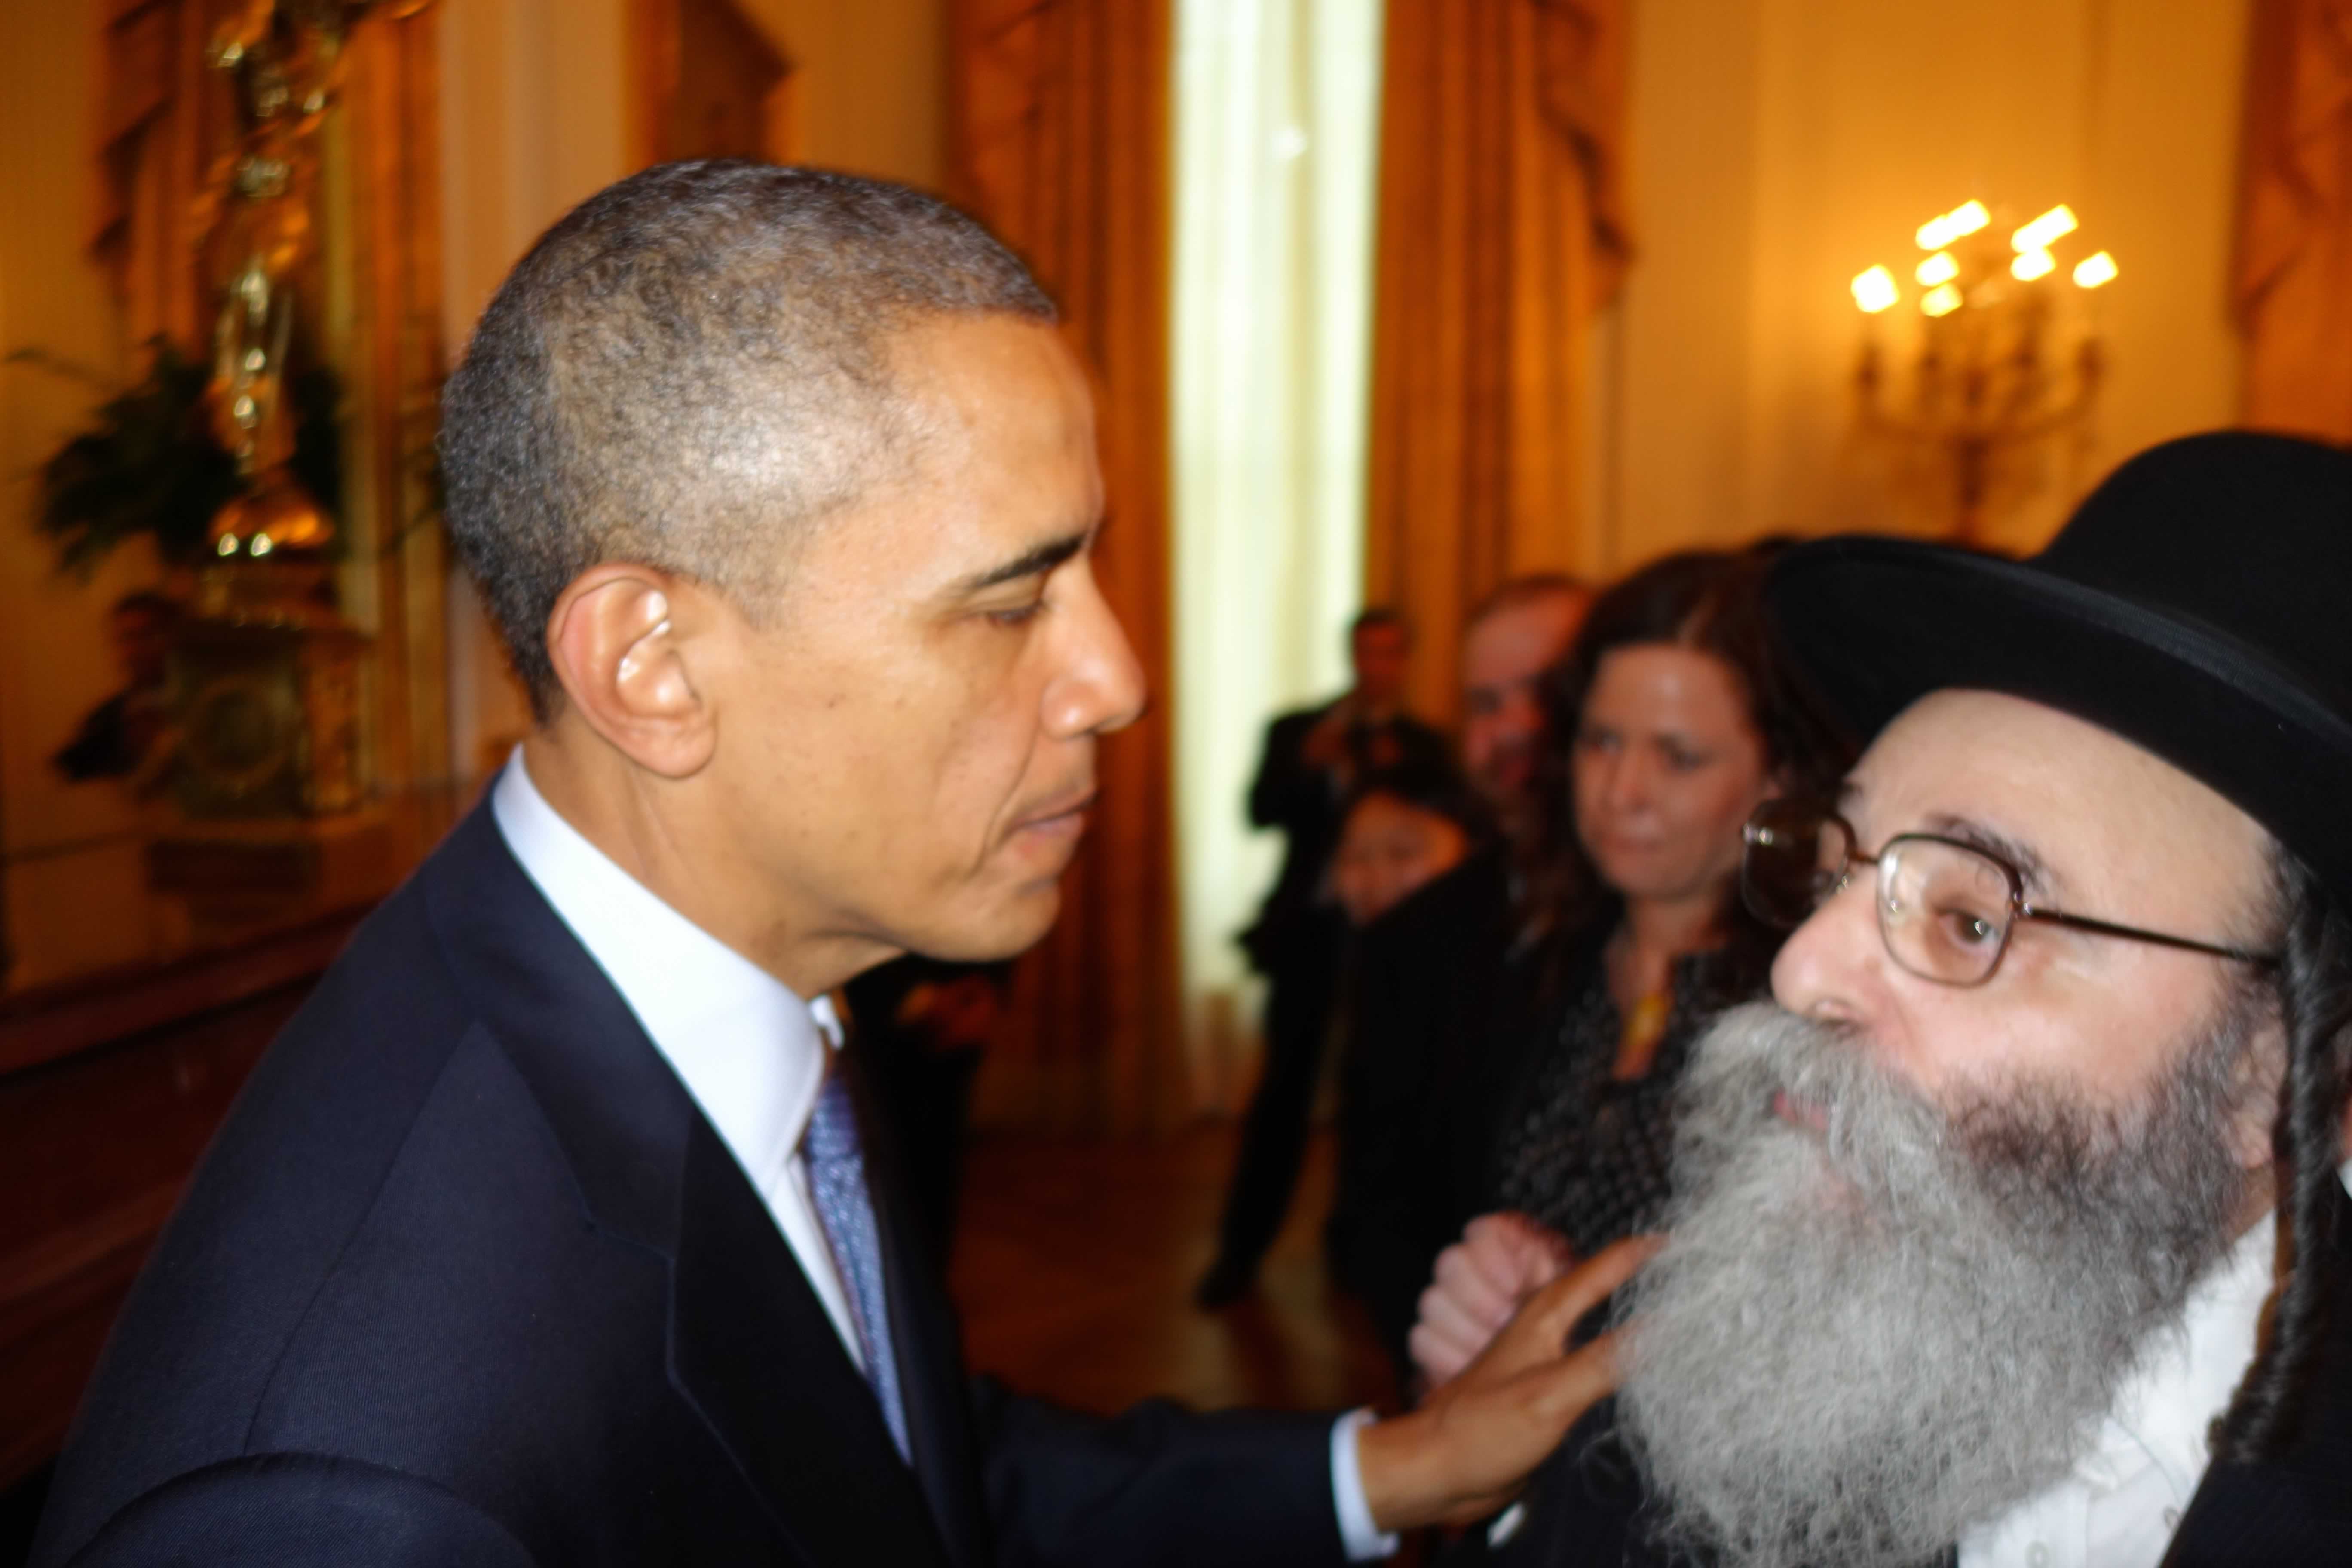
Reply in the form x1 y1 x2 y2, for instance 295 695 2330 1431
172 0 414 820
194 0 392 557
1850 201 2119 544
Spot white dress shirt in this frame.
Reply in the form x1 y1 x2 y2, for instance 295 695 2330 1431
493 753 866 1367
491 752 1393 1557
1960 1166 2352 1568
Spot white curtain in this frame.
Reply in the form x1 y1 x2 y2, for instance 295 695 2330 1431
1170 0 1385 1109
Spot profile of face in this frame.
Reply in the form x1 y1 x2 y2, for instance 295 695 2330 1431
1351 622 1411 713
1571 643 1773 908
1771 690 2278 1113
1617 692 2286 1568
1460 594 1585 814
690 315 1146 967
1330 790 1470 927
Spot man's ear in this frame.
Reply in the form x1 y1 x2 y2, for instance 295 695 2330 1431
542 563 716 779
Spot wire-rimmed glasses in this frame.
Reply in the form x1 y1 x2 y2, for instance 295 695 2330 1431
1740 796 2279 986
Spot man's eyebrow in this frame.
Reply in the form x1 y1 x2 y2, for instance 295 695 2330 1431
953 529 1091 595
1922 812 2058 899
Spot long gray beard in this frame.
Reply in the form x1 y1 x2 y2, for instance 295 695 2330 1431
1614 1000 2260 1568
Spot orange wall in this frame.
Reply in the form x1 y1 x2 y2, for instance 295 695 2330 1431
1588 0 2253 571
0 6 175 989
738 0 948 188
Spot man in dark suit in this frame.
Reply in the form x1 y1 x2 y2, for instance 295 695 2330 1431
1326 578 1589 1380
1197 612 1452 1306
1422 435 2352 1567
30 163 1638 1568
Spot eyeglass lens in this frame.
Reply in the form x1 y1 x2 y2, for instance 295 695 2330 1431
1880 838 2013 983
1742 801 2020 984
1742 799 1846 928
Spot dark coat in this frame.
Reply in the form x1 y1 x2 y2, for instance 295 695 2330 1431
1328 848 1524 1366
32 803 1344 1568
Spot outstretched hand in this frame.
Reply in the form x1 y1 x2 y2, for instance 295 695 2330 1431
1355 1234 1661 1533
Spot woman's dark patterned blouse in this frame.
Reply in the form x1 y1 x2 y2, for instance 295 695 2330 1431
1489 942 1752 1259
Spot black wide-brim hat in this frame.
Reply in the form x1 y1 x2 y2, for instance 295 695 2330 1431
1767 431 2352 907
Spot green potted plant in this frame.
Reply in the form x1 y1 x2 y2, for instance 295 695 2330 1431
9 336 342 581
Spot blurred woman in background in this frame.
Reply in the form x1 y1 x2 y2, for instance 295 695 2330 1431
1410 547 1850 1385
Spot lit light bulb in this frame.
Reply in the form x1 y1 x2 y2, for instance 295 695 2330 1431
1916 251 1959 287
250 533 275 557
2012 204 2079 253
216 534 239 558
1947 200 1990 238
2011 248 2056 282
1921 282 1964 317
1916 215 1952 250
2073 250 2118 288
1852 265 1900 313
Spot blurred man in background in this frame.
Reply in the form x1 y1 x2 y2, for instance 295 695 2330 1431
842 955 1012 1267
1458 577 1593 844
1200 609 1451 1307
1326 577 1590 1375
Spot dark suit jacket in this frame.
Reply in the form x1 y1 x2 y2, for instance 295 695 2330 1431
32 803 1345 1568
1243 701 1451 971
1329 848 1522 1367
1459 1184 2352 1568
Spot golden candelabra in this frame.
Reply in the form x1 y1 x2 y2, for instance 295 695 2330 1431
1850 201 2119 544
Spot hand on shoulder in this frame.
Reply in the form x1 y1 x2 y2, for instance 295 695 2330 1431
1357 1235 1659 1532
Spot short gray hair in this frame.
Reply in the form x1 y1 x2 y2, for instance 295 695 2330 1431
439 160 1056 717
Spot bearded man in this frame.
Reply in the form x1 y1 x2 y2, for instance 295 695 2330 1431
1422 432 2352 1568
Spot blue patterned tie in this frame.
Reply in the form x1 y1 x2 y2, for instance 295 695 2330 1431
802 1069 912 1463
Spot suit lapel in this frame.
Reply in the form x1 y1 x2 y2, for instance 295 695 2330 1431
425 802 956 1568
848 1058 993 1568
671 1118 955 1567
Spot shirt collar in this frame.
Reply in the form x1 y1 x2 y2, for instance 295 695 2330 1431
2076 1207 2278 1499
490 748 836 1197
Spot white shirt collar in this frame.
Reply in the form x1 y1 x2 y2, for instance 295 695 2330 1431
490 748 838 1200
1962 1167 2352 1568
2083 1208 2277 1498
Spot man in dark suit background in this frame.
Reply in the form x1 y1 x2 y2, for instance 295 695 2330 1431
1326 578 1589 1378
29 162 1636 1568
1197 611 1452 1307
